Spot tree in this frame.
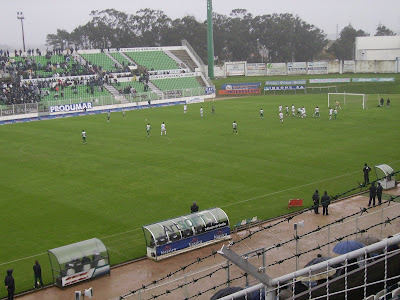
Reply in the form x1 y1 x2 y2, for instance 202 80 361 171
46 29 72 49
375 25 396 36
328 25 369 60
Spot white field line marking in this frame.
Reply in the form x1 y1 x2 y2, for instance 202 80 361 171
2 160 399 268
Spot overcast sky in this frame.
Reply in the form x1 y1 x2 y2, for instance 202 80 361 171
1 0 399 49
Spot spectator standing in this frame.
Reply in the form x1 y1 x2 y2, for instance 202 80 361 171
321 191 330 215
363 163 371 185
376 182 383 205
33 260 43 289
312 189 320 214
368 182 376 207
4 269 15 300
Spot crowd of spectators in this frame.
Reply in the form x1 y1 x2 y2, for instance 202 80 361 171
0 76 105 105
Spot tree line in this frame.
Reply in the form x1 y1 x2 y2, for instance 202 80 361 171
46 8 396 64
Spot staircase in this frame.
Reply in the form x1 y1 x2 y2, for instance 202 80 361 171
105 52 122 68
147 82 164 99
164 50 189 70
169 50 198 72
103 84 130 104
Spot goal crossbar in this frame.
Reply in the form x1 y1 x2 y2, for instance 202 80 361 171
328 93 366 109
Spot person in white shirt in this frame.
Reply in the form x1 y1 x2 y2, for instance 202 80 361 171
260 108 264 119
232 121 238 134
81 130 86 144
146 123 151 137
278 105 282 113
184 104 187 114
161 122 166 135
285 105 289 116
301 106 306 118
279 112 284 123
200 107 203 118
313 106 320 118
292 105 295 116
329 108 333 120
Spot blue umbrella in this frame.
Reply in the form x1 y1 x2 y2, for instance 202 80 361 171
333 240 365 254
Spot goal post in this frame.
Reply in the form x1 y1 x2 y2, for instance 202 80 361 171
328 93 367 109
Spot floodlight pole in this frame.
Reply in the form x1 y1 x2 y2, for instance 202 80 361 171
206 0 215 79
17 12 26 52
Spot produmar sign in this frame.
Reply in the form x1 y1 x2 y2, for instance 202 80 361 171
218 89 261 95
264 86 305 91
221 82 261 90
49 102 92 113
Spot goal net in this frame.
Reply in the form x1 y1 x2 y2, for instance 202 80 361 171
328 93 367 109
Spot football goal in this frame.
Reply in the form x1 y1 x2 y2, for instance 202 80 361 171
328 93 367 109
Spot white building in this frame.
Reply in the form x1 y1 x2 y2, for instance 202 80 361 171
355 36 400 60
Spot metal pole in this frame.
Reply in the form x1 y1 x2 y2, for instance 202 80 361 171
380 206 384 240
328 225 331 255
206 0 215 79
262 248 266 274
226 260 230 288
21 19 26 52
295 227 299 271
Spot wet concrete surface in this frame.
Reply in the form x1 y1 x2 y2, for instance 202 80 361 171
17 186 400 300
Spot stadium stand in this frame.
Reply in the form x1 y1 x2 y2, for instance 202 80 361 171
108 52 133 68
124 51 180 71
79 52 128 73
151 76 202 91
169 50 198 71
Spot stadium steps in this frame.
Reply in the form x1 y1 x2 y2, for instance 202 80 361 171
164 50 188 70
147 82 164 98
105 52 122 68
120 52 136 65
103 84 129 104
169 50 198 72
196 76 206 87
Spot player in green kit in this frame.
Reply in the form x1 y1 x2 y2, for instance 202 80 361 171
146 123 151 137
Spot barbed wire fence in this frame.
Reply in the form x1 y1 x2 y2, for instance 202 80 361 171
118 172 399 299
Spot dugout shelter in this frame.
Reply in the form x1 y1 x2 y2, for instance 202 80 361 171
143 208 231 260
374 164 396 189
48 238 110 287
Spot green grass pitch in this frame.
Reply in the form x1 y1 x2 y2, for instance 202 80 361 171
0 92 399 294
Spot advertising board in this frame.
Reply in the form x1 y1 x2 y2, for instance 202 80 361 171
266 63 286 75
287 62 307 75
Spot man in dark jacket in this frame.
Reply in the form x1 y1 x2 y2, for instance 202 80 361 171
376 182 383 205
33 260 43 289
368 182 376 207
321 191 330 215
4 269 15 300
363 163 371 185
190 201 199 213
312 190 320 214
